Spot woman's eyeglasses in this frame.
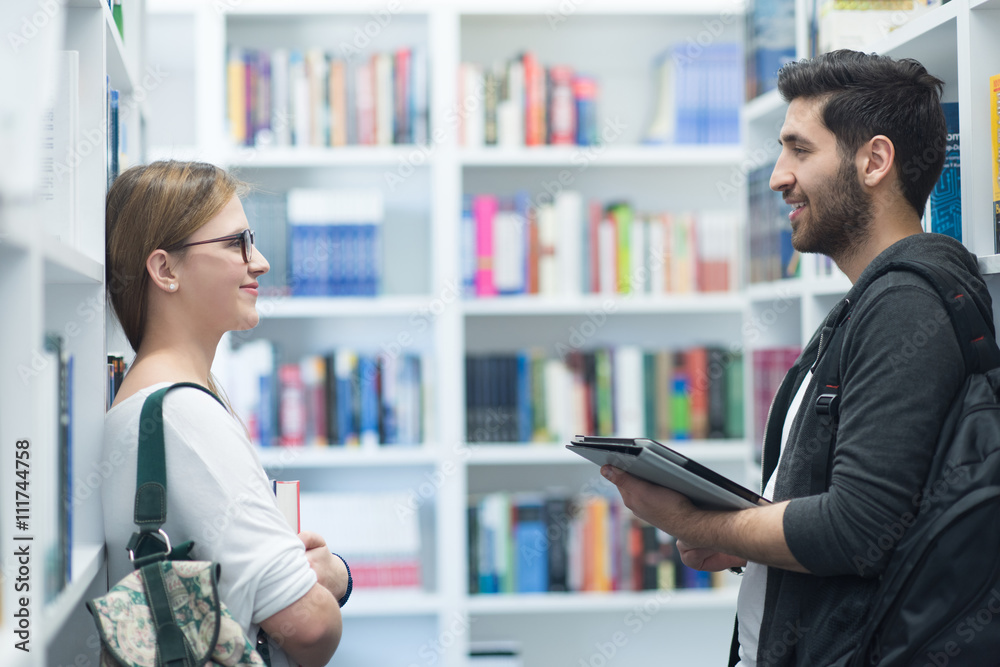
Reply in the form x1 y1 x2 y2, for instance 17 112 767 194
176 229 255 263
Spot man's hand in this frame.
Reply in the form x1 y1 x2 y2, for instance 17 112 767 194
601 465 808 573
600 464 698 534
676 540 747 572
299 531 350 601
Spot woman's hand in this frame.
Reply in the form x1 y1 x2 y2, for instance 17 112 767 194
299 530 349 601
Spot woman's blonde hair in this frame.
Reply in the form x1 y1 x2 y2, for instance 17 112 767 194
105 160 249 406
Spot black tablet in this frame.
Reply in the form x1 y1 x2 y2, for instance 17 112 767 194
567 435 768 511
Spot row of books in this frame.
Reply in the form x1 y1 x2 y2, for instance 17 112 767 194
747 163 798 284
40 334 74 604
751 346 802 460
466 346 744 445
462 191 740 298
644 43 742 146
468 493 730 595
220 338 429 448
107 354 126 409
226 45 428 148
286 188 384 297
815 1 944 56
745 0 796 100
457 55 599 147
300 491 422 590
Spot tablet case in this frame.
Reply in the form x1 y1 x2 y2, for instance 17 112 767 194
567 435 767 511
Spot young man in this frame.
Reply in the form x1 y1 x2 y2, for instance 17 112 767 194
602 50 994 666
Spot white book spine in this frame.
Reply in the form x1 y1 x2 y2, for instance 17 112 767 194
613 345 645 437
270 48 291 147
537 203 559 294
555 190 583 295
374 52 394 146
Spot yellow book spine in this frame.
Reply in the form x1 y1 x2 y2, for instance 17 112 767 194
227 49 246 146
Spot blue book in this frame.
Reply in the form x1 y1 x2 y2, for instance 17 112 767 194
461 194 476 297
516 351 533 443
335 350 359 446
929 102 961 242
513 496 548 593
359 355 380 446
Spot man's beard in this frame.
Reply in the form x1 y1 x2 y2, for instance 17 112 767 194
791 157 875 261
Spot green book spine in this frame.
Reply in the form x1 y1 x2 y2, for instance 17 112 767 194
725 352 744 439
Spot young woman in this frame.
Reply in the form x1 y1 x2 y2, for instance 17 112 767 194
102 161 347 667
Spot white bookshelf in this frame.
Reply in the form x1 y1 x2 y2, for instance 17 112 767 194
0 0 145 665
147 0 750 667
744 0 1000 345
144 1 746 666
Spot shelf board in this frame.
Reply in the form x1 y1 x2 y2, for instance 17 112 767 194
468 442 748 465
257 445 437 468
41 543 105 635
979 255 1000 276
869 1 958 67
742 89 786 123
43 240 104 284
808 275 852 297
0 642 32 667
462 293 745 316
459 145 743 168
224 145 434 168
343 590 441 617
257 295 429 318
745 278 804 302
971 0 1000 8
466 587 739 614
458 0 746 15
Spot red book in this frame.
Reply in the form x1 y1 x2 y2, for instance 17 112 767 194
548 65 576 145
588 199 602 293
394 48 410 144
522 52 545 146
686 347 709 440
278 363 306 447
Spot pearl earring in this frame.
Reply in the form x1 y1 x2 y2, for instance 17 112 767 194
169 283 176 291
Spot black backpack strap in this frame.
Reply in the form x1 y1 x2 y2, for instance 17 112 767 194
809 303 852 494
884 259 1000 373
128 382 224 562
809 259 1000 495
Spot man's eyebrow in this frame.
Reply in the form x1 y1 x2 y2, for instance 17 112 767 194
779 132 815 148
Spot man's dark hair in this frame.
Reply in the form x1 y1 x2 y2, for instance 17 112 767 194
776 49 947 217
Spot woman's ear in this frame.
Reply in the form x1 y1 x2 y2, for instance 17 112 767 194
146 249 179 293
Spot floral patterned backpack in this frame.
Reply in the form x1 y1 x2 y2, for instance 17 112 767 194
87 383 270 667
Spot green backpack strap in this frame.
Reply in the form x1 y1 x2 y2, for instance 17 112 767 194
129 382 225 559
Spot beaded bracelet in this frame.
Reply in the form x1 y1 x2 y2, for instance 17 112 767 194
331 552 353 607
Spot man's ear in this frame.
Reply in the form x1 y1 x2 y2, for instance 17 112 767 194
146 249 179 293
860 135 895 188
